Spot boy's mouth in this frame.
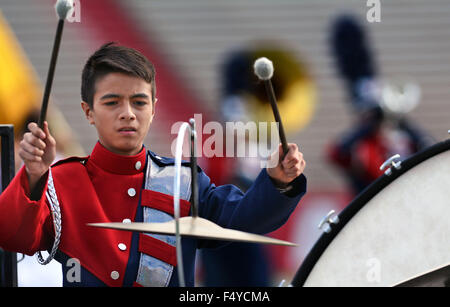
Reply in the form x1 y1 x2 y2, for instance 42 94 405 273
118 127 137 134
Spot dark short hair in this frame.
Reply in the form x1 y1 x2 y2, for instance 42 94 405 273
81 42 156 108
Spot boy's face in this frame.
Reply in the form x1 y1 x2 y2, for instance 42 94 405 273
81 72 155 156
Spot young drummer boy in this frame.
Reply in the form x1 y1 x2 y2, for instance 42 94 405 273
0 43 307 287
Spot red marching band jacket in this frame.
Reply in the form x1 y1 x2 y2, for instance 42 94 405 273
0 142 191 286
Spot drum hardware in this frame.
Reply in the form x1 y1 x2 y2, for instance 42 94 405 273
318 210 340 234
379 154 402 176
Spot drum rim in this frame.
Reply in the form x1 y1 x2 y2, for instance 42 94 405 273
291 138 450 287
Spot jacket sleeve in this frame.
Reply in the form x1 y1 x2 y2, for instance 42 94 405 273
197 167 307 248
0 166 53 255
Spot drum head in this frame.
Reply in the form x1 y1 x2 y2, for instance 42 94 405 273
292 139 450 286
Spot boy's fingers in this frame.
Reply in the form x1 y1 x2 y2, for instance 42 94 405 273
43 121 50 135
18 149 42 162
43 121 56 146
283 155 306 177
28 122 46 139
282 159 299 169
281 143 299 159
23 133 46 150
273 143 303 170
285 165 303 176
284 163 299 172
282 151 303 167
20 140 45 157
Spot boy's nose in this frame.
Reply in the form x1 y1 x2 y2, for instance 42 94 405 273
119 102 136 120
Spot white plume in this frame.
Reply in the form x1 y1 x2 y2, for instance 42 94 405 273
55 0 74 20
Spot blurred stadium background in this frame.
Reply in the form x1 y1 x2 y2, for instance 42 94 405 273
1 0 449 286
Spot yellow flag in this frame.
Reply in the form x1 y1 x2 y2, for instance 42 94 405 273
0 9 41 130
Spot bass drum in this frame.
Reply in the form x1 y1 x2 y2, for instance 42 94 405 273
292 138 450 287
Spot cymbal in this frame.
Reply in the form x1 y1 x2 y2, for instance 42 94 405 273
88 216 297 247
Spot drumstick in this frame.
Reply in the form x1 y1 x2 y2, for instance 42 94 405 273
253 57 289 158
38 0 73 128
189 118 199 217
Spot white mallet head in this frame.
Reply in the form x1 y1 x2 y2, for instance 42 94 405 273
55 0 74 20
253 57 274 80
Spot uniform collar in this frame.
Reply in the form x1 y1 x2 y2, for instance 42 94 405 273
89 142 147 175
147 149 193 168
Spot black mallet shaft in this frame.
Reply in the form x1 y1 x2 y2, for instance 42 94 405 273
254 57 289 158
38 0 73 128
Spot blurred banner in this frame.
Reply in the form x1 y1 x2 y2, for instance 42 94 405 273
0 10 41 129
0 9 83 161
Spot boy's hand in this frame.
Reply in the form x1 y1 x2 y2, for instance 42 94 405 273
266 143 306 188
18 121 56 190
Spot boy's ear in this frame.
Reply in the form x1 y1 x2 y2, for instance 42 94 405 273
152 98 157 116
81 101 95 125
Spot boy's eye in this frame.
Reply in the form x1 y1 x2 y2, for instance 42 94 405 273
104 101 117 106
134 101 148 106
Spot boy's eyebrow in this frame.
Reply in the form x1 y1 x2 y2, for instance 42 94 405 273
100 93 121 100
130 93 150 99
99 93 150 100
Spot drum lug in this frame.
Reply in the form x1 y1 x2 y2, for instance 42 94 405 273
380 154 402 176
318 210 340 233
